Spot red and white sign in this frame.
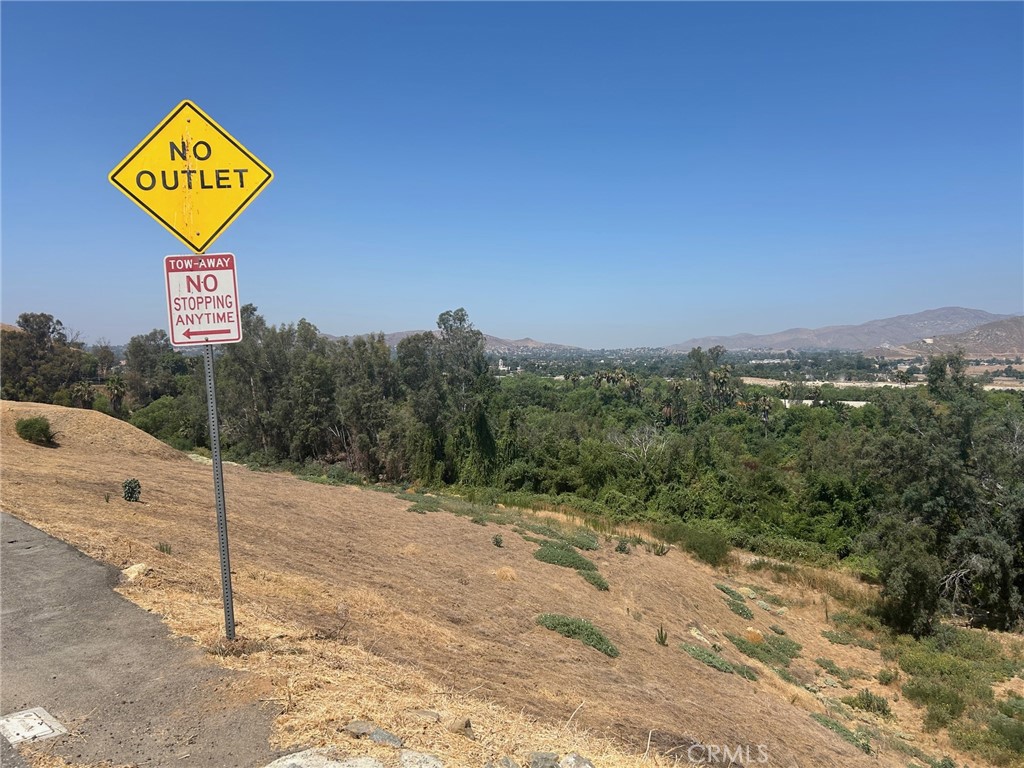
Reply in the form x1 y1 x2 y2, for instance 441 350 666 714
164 253 242 346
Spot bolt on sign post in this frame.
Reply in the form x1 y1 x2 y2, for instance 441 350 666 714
111 101 273 640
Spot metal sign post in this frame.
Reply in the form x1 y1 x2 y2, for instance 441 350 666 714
164 252 243 639
111 100 273 640
202 343 236 639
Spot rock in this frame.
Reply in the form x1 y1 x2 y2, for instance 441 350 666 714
756 600 772 611
444 716 475 740
399 750 444 767
343 720 376 738
261 748 385 768
369 727 403 747
484 759 520 768
688 627 710 645
738 587 759 599
120 563 149 583
528 752 559 768
558 755 595 768
775 607 789 616
342 720 403 747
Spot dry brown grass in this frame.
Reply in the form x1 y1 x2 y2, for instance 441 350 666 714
1 402 979 767
18 747 132 768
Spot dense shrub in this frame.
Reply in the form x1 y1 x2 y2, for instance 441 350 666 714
122 478 142 502
876 668 899 685
652 520 731 566
876 523 943 638
843 689 892 717
15 416 56 446
130 395 194 449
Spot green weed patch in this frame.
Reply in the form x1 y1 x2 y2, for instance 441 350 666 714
810 713 871 754
536 614 618 658
727 600 754 619
533 540 598 572
680 643 736 675
822 629 877 650
815 657 868 683
727 633 802 668
580 571 609 591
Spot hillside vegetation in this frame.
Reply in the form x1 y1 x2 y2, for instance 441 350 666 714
6 401 1024 767
4 308 1024 761
4 308 1022 634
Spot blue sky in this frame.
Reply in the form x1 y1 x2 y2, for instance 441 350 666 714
2 2 1022 349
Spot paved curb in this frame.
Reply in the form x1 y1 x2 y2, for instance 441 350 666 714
1 512 280 767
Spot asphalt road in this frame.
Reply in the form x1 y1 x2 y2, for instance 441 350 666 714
1 512 282 767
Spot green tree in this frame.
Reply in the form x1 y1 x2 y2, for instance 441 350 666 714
335 332 397 473
282 321 342 462
874 520 943 638
1 313 87 403
395 331 445 482
927 350 971 399
435 309 496 484
70 380 95 409
123 329 187 408
215 306 294 460
106 375 127 416
92 339 117 377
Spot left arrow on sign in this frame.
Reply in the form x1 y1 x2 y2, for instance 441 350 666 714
184 328 234 339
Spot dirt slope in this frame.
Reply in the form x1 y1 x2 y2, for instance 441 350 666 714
0 402 971 767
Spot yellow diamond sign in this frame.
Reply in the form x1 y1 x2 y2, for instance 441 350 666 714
110 100 273 253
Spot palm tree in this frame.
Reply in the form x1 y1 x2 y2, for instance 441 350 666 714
70 381 94 409
754 394 773 438
106 375 126 416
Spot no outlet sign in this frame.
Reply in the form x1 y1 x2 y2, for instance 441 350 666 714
164 253 242 346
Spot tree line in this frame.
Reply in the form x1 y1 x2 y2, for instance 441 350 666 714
2 308 1022 635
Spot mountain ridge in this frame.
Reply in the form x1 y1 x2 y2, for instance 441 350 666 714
872 316 1024 358
665 306 1016 352
331 307 1015 355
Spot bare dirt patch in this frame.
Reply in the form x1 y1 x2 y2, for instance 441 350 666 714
1 402 973 767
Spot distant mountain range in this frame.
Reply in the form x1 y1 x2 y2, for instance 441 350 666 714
872 316 1024 359
314 307 1024 356
665 307 1018 353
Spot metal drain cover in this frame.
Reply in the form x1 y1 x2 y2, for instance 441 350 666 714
0 707 67 744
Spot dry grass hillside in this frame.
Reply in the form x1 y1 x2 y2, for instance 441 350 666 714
0 402 997 767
